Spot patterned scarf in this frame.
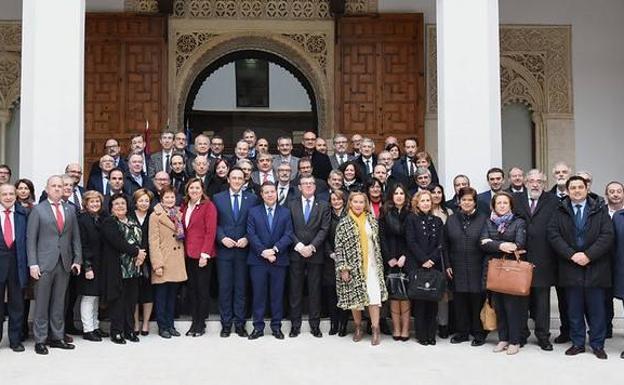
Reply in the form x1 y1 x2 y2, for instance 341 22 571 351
166 206 185 240
490 211 514 234
349 209 369 279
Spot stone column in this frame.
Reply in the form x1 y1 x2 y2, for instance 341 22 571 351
20 0 85 191
436 0 502 192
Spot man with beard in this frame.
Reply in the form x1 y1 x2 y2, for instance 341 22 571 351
512 169 559 351
550 161 572 200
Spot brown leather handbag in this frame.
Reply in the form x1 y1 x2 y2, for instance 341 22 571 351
486 251 534 296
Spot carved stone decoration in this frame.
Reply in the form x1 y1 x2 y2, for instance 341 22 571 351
125 0 160 13
0 22 21 112
426 25 572 115
169 19 335 139
425 25 574 176
173 0 377 19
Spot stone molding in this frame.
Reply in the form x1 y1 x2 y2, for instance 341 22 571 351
0 22 21 113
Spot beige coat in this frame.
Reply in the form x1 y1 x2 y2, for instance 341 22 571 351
148 204 188 284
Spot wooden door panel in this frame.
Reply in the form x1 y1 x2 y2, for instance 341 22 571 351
336 14 424 149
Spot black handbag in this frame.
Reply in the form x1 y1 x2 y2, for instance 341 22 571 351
385 269 409 300
407 268 447 302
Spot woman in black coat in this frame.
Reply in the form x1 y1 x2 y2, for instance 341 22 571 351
100 193 147 344
406 189 445 345
445 187 487 346
323 189 350 336
77 191 109 342
204 158 229 198
480 192 526 355
339 161 364 193
379 183 412 341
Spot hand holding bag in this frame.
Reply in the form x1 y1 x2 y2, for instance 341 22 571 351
385 268 409 300
486 250 534 296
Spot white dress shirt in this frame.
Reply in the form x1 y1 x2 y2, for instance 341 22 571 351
0 205 15 244
48 199 65 223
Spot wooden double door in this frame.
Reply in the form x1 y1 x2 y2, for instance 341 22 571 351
335 14 425 149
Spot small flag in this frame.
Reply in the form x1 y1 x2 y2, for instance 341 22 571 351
144 120 151 155
185 119 192 151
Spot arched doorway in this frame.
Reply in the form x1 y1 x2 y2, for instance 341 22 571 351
183 49 318 152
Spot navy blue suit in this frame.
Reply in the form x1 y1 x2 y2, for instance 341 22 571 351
213 190 259 329
0 205 29 346
477 190 493 215
247 204 294 332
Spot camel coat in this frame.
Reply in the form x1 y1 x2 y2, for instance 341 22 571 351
148 203 188 284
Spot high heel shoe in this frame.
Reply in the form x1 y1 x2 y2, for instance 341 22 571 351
371 326 381 346
352 324 363 342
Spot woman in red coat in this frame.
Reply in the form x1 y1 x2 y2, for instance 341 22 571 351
180 178 217 337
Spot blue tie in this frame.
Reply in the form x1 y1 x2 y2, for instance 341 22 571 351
304 199 311 224
267 207 274 233
574 204 583 229
232 194 240 221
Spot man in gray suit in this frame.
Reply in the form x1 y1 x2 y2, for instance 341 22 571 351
287 175 330 338
272 136 299 181
28 175 82 355
329 134 354 170
147 131 175 178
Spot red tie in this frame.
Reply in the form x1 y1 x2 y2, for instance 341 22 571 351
52 203 64 233
263 173 269 183
4 209 13 249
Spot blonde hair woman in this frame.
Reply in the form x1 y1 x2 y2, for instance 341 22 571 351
335 192 388 346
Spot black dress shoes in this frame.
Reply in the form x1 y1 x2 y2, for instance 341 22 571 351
34 343 48 355
248 329 264 340
428 338 437 346
124 332 140 342
220 327 231 338
450 334 469 344
329 322 339 335
417 339 429 346
10 343 25 352
471 338 486 347
65 326 83 336
63 334 73 343
83 332 102 342
159 329 172 339
538 340 554 351
593 348 608 360
94 329 110 338
438 325 449 339
49 340 75 350
289 326 301 338
235 326 249 338
620 351 624 359
169 328 181 337
311 327 323 338
272 329 285 339
565 345 585 356
111 334 126 344
554 334 571 344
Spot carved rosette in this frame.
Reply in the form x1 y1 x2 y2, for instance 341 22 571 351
283 33 328 74
173 0 377 19
175 32 219 73
124 0 160 13
426 25 572 116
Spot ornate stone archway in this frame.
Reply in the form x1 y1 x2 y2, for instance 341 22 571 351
0 22 22 163
169 7 340 139
426 25 574 174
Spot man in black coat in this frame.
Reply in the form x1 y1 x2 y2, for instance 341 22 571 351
547 175 614 360
353 137 377 180
512 169 559 351
123 153 155 199
286 176 330 338
391 137 439 185
446 174 470 214
292 131 332 182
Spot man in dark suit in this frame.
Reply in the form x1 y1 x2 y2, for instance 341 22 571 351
86 155 115 195
88 138 128 177
124 153 155 198
243 129 258 164
329 134 354 170
213 167 259 338
40 163 85 205
477 167 505 215
0 184 29 352
208 135 226 160
227 140 252 169
293 131 332 181
292 158 330 202
272 136 300 181
353 137 377 180
275 162 297 206
547 175 614 360
391 137 439 184
246 182 294 340
446 174 470 214
505 167 526 194
185 134 211 175
287 176 330 338
550 161 572 200
27 175 82 355
147 131 175 179
129 134 150 174
512 169 559 351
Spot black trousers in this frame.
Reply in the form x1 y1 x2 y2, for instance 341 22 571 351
555 286 569 336
323 284 349 325
521 287 551 342
153 282 178 331
605 287 614 335
492 292 525 344
453 292 485 339
109 278 139 335
413 299 438 340
186 258 212 330
289 260 322 328
0 253 24 345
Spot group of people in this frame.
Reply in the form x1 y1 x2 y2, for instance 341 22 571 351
0 129 623 360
